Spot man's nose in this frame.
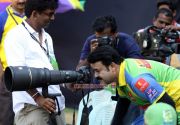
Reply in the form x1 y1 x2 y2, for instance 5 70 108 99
19 0 26 2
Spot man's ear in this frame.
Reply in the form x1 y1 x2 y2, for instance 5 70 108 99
31 10 38 19
152 17 156 25
110 62 117 72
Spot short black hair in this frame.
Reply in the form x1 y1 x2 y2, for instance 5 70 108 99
25 0 59 18
154 8 173 20
157 0 176 12
92 15 117 33
87 46 124 67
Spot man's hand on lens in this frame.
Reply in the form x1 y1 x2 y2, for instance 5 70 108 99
35 96 56 113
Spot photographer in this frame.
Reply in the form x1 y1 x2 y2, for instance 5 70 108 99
4 0 65 125
136 8 174 39
157 0 180 33
134 8 180 65
77 15 143 70
77 15 143 125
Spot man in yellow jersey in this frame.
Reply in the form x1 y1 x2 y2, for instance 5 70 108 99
0 0 26 70
88 46 180 125
0 0 26 124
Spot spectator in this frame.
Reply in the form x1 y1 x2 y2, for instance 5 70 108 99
0 0 26 124
0 0 26 70
4 0 65 125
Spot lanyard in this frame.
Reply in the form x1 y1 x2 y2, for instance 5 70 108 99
21 22 50 59
7 8 19 25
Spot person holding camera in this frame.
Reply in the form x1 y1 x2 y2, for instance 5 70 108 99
135 8 180 69
87 45 180 125
77 15 142 70
77 15 143 125
4 0 66 125
157 0 180 32
134 8 180 61
156 0 180 68
135 8 174 40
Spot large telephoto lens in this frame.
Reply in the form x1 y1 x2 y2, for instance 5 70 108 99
4 66 89 92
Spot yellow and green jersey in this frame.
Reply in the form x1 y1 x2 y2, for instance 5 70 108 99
0 5 26 70
117 58 180 112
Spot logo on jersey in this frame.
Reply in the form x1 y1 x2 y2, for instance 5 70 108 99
135 78 149 92
145 87 158 101
163 110 174 124
136 59 151 69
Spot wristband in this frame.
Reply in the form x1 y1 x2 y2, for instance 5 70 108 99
32 92 41 102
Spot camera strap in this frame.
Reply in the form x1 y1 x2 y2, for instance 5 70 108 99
71 91 78 125
21 22 50 60
80 89 91 125
7 7 19 25
82 90 90 109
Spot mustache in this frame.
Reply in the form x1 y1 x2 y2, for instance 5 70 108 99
96 77 102 81
17 2 26 5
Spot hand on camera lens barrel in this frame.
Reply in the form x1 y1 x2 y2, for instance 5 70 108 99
35 96 56 113
90 39 98 52
165 25 179 31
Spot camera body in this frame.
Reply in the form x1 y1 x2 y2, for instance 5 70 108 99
134 26 180 61
96 36 114 47
91 36 116 48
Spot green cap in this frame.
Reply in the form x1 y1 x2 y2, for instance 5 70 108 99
144 103 177 125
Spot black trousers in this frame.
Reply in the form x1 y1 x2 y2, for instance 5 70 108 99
0 79 14 125
112 98 144 125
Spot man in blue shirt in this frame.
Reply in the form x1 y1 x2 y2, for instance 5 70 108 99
77 15 143 125
77 15 142 69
